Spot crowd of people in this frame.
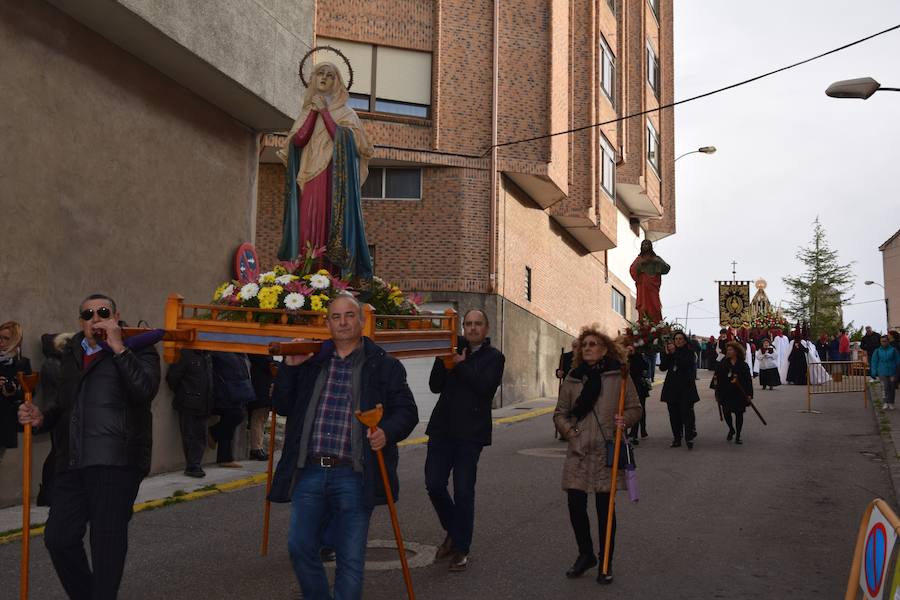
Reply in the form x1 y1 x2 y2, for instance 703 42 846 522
5 290 900 599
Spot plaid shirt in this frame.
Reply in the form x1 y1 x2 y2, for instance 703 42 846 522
308 353 355 460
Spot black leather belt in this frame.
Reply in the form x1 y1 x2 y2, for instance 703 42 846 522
307 455 352 468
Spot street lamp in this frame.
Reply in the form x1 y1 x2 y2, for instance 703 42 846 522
675 146 717 162
865 281 890 330
685 298 703 330
825 77 900 100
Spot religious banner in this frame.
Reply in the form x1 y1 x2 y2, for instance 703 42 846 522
717 281 751 327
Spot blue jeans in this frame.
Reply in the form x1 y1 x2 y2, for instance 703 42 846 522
288 465 372 600
425 439 483 554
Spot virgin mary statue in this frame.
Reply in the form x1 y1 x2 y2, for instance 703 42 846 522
277 61 375 279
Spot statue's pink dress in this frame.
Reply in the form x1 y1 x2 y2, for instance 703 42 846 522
292 108 337 253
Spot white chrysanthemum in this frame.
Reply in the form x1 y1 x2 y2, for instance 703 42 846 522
284 292 306 310
239 283 260 300
221 284 235 299
309 273 330 290
258 271 276 284
275 274 297 285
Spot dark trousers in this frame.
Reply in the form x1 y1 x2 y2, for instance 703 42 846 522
210 408 244 463
424 439 483 554
666 400 696 442
179 412 208 470
723 409 744 438
567 490 616 568
44 466 143 600
628 397 648 440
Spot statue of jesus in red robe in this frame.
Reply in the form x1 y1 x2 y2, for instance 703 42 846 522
629 239 671 324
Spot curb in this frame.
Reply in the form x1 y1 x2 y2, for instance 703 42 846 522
868 381 900 506
0 473 269 546
0 405 556 545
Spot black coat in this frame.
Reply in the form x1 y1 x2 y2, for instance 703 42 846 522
211 352 255 412
629 353 650 400
0 355 31 449
39 332 161 475
247 354 275 412
426 339 505 446
165 349 214 415
861 332 882 354
659 346 700 405
268 337 419 507
714 359 753 413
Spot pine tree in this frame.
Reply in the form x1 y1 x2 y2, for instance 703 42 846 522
782 218 855 336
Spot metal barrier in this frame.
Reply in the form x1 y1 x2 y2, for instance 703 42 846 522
802 361 868 414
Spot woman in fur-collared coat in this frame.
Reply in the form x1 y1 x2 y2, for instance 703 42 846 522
554 328 641 585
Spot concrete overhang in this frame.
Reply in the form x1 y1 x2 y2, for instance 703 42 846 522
504 171 566 209
616 182 662 218
47 0 312 132
552 215 616 252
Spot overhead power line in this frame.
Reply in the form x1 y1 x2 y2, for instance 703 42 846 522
485 23 900 155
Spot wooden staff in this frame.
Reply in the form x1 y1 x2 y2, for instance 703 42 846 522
356 404 415 600
260 361 280 556
18 372 39 600
730 376 768 426
602 366 628 577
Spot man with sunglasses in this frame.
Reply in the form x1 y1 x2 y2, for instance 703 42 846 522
425 308 505 572
19 293 160 600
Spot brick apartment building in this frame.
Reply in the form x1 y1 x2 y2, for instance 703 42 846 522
256 0 676 405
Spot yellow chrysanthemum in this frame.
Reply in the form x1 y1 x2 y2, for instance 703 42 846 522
310 295 324 312
392 296 404 306
317 269 331 276
273 265 287 276
257 285 283 310
213 282 229 301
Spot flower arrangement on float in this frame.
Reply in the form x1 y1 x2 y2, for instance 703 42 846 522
622 316 683 355
749 311 791 334
210 243 423 323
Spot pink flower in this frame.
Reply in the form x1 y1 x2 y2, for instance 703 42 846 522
332 279 350 292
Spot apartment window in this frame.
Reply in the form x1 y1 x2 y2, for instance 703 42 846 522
599 36 616 106
599 133 616 200
607 0 617 15
647 43 660 98
612 287 626 317
648 0 659 21
525 266 533 302
362 168 422 200
647 120 661 174
318 38 432 118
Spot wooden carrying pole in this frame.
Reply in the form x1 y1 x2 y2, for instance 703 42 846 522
18 372 39 600
356 404 415 600
260 362 280 556
602 366 628 577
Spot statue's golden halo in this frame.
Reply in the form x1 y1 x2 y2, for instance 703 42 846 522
298 45 354 91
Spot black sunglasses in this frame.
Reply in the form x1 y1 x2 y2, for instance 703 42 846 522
80 307 112 321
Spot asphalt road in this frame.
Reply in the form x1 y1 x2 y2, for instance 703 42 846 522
2 373 894 599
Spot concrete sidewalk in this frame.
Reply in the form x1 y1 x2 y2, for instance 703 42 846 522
0 397 557 538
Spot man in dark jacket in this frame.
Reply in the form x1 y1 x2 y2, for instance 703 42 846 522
165 349 214 477
861 326 882 379
268 295 418 600
425 308 505 572
18 294 160 600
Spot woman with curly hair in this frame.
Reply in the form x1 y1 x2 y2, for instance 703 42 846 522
554 327 642 584
714 341 754 444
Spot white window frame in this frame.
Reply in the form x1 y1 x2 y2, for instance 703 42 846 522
646 42 660 98
362 167 423 201
599 133 616 201
612 287 627 317
599 36 616 106
647 120 660 175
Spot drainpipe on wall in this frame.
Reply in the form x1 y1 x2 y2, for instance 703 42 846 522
491 0 502 406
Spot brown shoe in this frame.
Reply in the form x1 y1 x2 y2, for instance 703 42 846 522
435 535 454 561
218 462 243 468
449 552 468 572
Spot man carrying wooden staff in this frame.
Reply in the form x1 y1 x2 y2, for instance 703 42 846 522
17 294 161 600
267 294 419 600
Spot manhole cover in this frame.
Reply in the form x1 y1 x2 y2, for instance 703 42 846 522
517 447 568 458
325 539 436 571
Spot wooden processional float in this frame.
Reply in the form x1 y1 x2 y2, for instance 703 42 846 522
153 293 459 363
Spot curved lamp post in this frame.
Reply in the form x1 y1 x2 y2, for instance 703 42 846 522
865 280 890 329
675 146 717 162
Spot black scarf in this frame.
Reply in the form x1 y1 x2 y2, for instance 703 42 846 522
570 357 622 420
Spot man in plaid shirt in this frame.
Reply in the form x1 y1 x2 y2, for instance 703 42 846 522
269 295 418 600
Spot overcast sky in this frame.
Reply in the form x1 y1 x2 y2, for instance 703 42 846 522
657 1 900 336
